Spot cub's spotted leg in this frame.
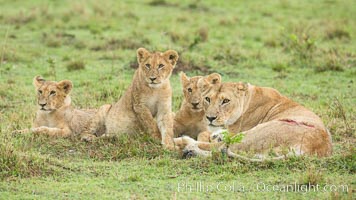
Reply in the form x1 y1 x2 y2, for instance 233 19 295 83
157 110 176 150
133 104 161 140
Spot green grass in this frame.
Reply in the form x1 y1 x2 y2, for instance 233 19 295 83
0 0 355 199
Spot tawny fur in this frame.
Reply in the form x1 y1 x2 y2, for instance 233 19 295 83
174 73 214 143
177 73 333 159
14 76 109 138
95 48 178 149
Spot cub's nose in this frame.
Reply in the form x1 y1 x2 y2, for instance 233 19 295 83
39 103 47 107
191 102 199 107
150 77 156 82
206 116 217 123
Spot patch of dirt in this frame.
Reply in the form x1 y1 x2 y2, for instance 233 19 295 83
173 59 213 74
147 0 178 7
91 38 150 51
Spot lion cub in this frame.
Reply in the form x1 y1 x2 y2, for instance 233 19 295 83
14 76 110 137
97 48 178 149
174 72 211 142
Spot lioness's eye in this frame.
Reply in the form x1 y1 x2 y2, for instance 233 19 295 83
222 99 230 104
50 91 56 95
38 90 42 94
158 64 164 69
145 64 151 69
205 97 210 103
188 88 192 93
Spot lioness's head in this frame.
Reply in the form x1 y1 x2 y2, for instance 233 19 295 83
198 74 249 128
33 76 72 112
180 72 204 111
137 47 179 88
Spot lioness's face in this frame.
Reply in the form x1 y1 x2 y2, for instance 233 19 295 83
198 74 247 128
137 48 179 88
33 76 72 112
180 73 203 111
202 83 243 127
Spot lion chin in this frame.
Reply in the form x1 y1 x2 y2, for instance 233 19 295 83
148 83 162 88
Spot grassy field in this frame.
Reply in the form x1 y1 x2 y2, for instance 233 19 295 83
0 0 355 199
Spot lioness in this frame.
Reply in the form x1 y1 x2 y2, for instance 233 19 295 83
176 73 332 160
14 76 110 137
174 72 218 143
99 48 178 149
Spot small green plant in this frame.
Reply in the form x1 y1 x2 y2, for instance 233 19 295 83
221 131 245 146
281 28 317 67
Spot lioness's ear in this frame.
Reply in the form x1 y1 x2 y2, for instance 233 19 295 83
137 48 150 64
235 82 248 92
33 76 45 88
163 50 179 66
180 72 190 85
57 80 73 94
197 73 221 93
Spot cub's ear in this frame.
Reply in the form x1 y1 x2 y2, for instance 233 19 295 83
205 73 221 85
33 76 45 88
163 50 179 66
57 80 73 94
137 48 150 64
197 73 221 93
180 72 190 85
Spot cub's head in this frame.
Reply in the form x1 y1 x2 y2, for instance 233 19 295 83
33 76 73 112
198 74 249 128
137 48 179 88
180 72 203 112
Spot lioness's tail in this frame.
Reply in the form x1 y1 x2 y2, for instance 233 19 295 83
226 149 290 162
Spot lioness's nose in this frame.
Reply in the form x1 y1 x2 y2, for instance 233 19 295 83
39 103 47 107
150 77 156 82
206 116 217 123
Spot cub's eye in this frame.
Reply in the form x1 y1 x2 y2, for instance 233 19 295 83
50 91 56 95
222 99 230 104
38 90 42 94
187 88 192 93
205 97 210 103
145 64 151 69
158 64 164 69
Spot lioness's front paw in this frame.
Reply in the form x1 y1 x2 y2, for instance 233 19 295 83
182 149 197 159
173 136 193 149
210 132 223 143
181 136 197 144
